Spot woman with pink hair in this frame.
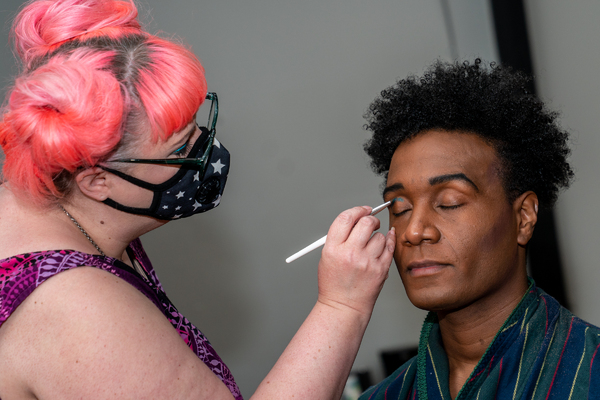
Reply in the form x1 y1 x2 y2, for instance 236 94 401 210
0 1 395 399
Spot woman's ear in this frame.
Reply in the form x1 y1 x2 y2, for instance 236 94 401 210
514 191 539 246
75 167 110 202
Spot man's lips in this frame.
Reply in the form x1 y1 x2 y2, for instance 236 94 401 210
405 260 450 277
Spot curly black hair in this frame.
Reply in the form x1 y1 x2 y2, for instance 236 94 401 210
364 59 573 208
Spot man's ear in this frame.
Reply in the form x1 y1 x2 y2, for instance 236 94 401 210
75 167 110 202
514 191 538 246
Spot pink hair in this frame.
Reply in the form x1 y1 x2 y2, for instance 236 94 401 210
1 0 207 205
137 37 207 142
1 51 123 201
12 0 141 66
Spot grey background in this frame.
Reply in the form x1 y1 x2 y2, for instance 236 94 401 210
1 1 598 398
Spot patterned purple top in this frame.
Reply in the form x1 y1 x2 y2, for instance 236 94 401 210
0 239 243 400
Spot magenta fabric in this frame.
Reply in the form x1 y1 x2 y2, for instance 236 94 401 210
0 238 242 400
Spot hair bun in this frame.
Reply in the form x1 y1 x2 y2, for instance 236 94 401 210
13 0 141 64
1 50 124 201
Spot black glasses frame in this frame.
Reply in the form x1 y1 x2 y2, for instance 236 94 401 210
111 92 218 170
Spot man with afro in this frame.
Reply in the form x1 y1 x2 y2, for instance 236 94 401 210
359 59 600 400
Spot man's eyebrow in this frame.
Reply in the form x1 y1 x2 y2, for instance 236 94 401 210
429 173 479 192
383 182 404 198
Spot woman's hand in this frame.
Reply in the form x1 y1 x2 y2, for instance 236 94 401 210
317 206 396 317
252 206 395 399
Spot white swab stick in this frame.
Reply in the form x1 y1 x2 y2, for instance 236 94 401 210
285 200 392 264
285 236 327 263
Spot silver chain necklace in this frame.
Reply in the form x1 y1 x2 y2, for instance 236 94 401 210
58 204 106 257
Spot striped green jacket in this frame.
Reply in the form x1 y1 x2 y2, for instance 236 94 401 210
360 281 600 400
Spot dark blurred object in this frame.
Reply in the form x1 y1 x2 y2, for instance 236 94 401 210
342 370 373 400
355 370 372 391
491 0 570 309
491 0 536 94
527 209 570 308
381 346 419 376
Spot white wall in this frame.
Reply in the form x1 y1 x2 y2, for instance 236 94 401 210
134 2 496 395
9 0 599 398
525 0 600 326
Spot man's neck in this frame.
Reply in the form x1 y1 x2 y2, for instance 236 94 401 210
437 276 529 399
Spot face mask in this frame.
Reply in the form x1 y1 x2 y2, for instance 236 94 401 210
101 127 230 220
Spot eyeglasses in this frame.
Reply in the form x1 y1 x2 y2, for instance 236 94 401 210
111 92 218 171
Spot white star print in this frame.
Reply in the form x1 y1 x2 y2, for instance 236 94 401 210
173 214 182 219
192 200 202 211
212 195 221 207
175 206 182 211
193 171 200 181
163 205 169 209
213 139 221 148
211 159 225 174
176 191 185 199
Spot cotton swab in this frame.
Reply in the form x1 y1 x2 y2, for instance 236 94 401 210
285 200 394 264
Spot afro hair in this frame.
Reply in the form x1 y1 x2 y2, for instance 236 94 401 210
364 59 573 209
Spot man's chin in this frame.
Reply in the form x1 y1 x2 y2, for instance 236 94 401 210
405 287 463 313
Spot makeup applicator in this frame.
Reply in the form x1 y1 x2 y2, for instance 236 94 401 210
285 199 401 263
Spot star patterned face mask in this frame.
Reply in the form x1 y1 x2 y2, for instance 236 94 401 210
101 126 230 220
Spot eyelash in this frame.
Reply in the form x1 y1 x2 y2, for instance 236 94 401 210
392 203 462 217
174 144 187 155
392 208 410 217
173 141 191 157
439 204 462 210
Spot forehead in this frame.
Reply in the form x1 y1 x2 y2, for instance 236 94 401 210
387 130 502 191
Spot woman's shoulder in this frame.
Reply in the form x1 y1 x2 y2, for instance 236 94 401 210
0 265 234 399
0 246 164 331
0 266 140 396
0 265 148 346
